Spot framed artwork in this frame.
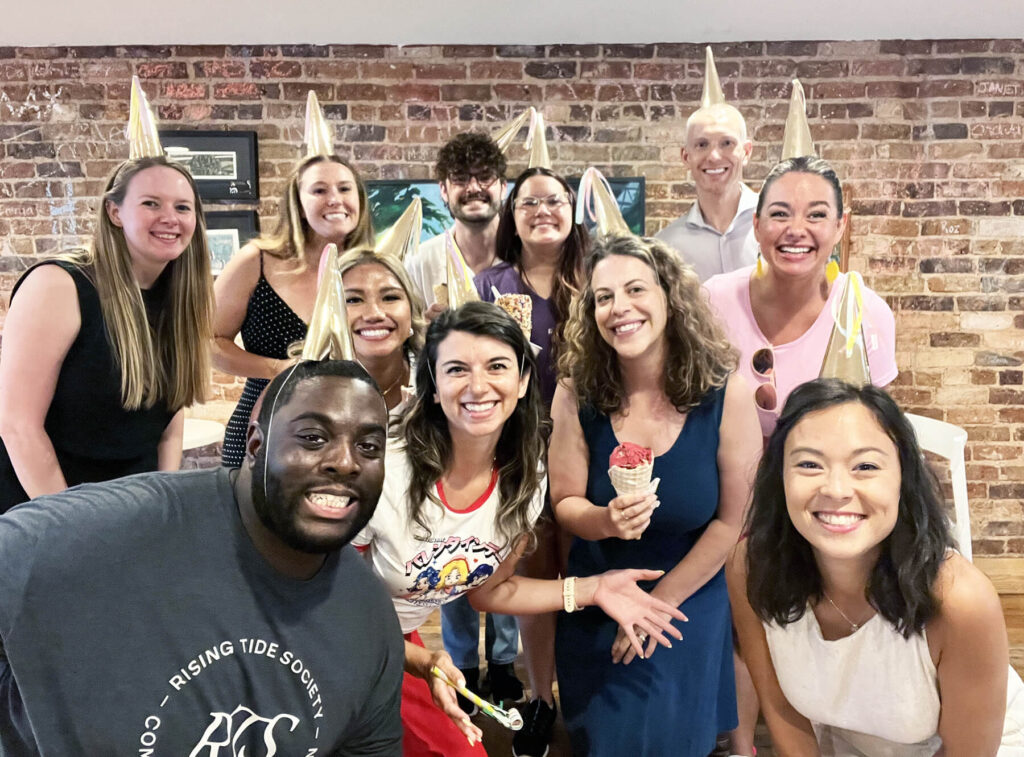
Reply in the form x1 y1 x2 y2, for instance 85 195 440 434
160 130 259 203
205 210 259 273
366 176 646 240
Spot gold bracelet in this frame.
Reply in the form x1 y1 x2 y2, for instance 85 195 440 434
562 576 579 613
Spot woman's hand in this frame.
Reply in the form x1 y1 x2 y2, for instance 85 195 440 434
610 580 680 665
605 490 659 540
582 569 686 661
425 649 484 747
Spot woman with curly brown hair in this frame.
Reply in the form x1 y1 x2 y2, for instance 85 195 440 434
550 234 761 756
352 302 684 757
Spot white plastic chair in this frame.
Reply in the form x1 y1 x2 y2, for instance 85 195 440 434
905 413 972 562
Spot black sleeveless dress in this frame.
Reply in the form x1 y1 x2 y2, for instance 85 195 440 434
220 253 308 467
0 261 174 513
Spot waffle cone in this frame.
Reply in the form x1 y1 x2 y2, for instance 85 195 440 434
609 461 654 497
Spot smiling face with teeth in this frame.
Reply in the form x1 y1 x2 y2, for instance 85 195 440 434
297 160 361 248
683 105 752 199
590 253 669 363
754 171 847 281
783 401 901 567
342 261 414 363
105 164 197 284
432 330 530 447
245 372 387 569
512 174 573 255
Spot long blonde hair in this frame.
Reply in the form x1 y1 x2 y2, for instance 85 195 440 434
69 156 213 411
255 154 374 264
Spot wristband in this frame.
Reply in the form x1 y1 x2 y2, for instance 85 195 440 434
562 576 579 613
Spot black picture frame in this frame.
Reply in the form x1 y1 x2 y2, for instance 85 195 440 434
160 129 259 203
205 210 260 273
367 176 646 240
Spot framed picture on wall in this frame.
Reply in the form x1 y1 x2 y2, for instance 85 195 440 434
366 176 646 240
160 130 259 203
205 210 259 273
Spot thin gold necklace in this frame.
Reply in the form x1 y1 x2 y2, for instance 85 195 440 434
823 591 862 633
380 367 407 399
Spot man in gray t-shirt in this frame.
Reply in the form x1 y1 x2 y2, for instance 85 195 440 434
0 360 402 756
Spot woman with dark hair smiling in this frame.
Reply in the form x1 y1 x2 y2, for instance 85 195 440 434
704 155 897 440
728 379 1024 755
476 166 589 406
352 302 684 757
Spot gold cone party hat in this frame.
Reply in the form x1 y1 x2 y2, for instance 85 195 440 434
304 90 334 158
819 272 871 386
701 46 726 108
126 76 163 159
526 109 552 170
445 233 480 309
301 243 357 361
493 107 535 155
576 167 631 237
781 79 815 161
374 197 422 263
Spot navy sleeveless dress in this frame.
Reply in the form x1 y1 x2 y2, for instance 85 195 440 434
220 253 308 467
555 385 737 756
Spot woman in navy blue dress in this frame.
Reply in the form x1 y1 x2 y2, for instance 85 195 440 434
550 234 761 756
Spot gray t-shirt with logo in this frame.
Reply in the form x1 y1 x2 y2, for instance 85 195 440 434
0 468 402 756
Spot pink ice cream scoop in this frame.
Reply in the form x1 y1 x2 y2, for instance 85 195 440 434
609 442 653 469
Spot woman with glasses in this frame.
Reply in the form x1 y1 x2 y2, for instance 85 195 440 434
213 154 374 467
729 379 1023 755
550 235 761 756
352 302 684 757
704 156 897 439
475 166 589 406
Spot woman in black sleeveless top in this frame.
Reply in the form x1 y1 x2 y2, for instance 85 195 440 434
0 156 213 512
213 154 373 467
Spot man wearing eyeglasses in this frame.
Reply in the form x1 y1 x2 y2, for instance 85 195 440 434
655 103 758 283
406 132 508 317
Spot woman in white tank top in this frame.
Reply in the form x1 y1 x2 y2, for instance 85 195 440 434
727 379 1024 756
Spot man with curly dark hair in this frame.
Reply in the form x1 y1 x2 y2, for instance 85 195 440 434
406 132 507 316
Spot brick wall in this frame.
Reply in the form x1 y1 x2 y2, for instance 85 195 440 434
0 40 1021 554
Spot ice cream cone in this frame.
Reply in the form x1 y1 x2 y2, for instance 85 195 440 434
609 460 655 497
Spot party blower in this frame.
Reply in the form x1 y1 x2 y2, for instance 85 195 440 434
430 666 524 731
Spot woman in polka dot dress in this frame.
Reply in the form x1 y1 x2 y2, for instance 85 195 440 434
212 154 374 467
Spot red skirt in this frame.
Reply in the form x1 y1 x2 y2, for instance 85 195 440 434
402 630 488 757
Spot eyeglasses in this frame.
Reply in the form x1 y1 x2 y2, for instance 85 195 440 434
515 194 570 213
447 171 499 189
751 346 778 412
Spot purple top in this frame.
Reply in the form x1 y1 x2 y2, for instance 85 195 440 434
475 262 558 407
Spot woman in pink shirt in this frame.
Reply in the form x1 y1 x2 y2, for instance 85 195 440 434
704 155 897 440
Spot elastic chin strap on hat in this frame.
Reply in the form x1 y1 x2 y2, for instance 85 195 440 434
261 361 302 502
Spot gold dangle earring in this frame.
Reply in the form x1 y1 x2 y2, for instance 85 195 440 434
755 247 764 278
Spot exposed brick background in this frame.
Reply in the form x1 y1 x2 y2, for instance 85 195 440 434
0 40 1022 554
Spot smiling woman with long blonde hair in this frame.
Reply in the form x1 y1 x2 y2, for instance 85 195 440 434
0 155 213 512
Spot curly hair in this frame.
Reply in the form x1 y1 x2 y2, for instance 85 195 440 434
397 302 547 551
558 234 736 414
434 132 507 182
257 155 374 265
744 379 953 638
336 247 426 362
494 167 589 356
